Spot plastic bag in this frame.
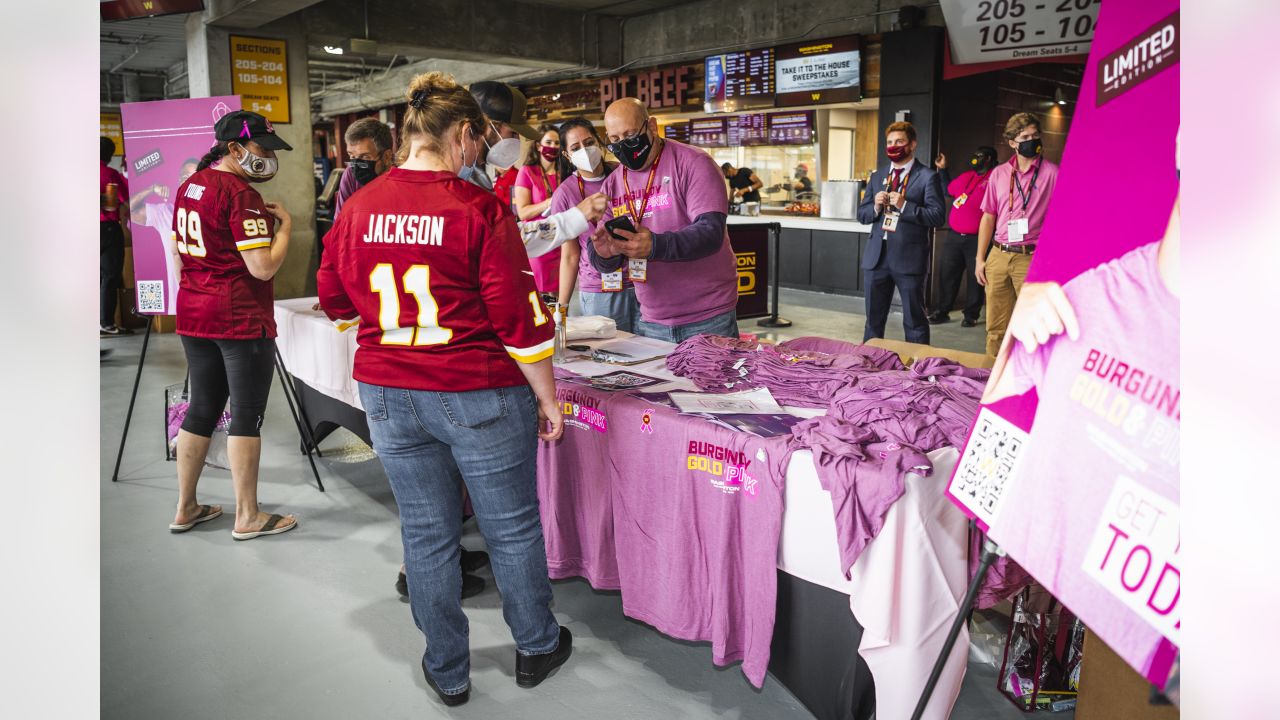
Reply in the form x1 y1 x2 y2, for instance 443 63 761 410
565 315 617 341
997 585 1085 712
165 383 231 470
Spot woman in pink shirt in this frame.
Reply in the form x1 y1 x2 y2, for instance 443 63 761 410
513 124 564 296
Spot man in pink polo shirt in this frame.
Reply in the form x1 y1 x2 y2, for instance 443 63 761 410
975 113 1059 356
586 98 738 342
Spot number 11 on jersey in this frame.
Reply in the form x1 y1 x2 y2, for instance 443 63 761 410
369 263 453 346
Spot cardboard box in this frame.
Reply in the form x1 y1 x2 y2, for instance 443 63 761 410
1075 630 1178 719
864 338 995 370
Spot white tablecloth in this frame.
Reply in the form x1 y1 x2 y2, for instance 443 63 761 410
273 299 969 719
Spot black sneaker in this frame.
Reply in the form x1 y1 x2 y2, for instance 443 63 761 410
961 318 979 328
461 547 490 573
422 657 470 706
100 325 121 336
516 626 573 688
397 570 486 600
927 313 951 325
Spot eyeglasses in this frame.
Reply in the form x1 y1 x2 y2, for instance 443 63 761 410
605 130 647 158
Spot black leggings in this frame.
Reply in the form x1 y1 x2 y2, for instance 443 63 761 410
180 335 275 437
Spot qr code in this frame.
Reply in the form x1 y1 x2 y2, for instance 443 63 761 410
950 407 1030 526
137 281 165 313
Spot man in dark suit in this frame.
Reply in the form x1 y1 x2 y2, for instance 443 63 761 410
856 121 946 344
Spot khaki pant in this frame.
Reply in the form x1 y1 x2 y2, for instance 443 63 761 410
984 248 1032 356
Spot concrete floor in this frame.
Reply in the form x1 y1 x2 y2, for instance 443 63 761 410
100 290 1048 720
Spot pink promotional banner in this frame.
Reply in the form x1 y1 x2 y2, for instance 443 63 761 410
946 0 1179 687
119 96 241 315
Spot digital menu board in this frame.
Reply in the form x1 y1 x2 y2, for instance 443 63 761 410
704 48 776 113
689 118 729 148
735 113 769 147
774 35 861 107
663 121 691 144
767 111 816 145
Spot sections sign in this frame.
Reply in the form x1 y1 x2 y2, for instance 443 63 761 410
230 35 290 123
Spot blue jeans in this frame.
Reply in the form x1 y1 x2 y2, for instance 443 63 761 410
634 308 739 343
579 286 639 334
358 381 560 695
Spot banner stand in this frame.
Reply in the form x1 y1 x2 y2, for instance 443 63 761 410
110 327 326 493
756 222 792 329
909 523 1005 720
272 346 325 492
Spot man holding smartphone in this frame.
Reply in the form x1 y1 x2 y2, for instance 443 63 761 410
587 98 739 342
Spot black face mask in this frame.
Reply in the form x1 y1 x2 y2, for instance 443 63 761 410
349 159 378 186
608 131 654 171
971 154 992 171
1016 138 1042 159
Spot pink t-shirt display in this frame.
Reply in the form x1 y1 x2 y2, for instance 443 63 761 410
996 241 1179 680
549 172 613 294
979 157 1059 246
515 164 562 293
596 139 738 326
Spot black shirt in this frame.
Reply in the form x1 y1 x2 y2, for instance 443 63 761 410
794 175 813 194
728 167 760 203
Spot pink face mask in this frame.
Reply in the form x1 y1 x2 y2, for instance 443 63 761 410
539 145 559 162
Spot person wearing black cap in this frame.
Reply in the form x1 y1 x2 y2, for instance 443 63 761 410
167 110 299 541
930 146 996 326
468 81 607 261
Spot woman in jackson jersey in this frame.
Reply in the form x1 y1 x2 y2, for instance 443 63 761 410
169 110 297 541
317 72 570 706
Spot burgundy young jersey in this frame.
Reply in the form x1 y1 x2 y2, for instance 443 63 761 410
317 167 554 392
172 167 277 339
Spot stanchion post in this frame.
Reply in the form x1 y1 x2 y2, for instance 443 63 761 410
757 222 793 329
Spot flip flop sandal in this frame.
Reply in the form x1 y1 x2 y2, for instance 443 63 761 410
169 504 223 533
232 513 297 541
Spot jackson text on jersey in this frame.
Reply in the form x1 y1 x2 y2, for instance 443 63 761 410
362 214 446 245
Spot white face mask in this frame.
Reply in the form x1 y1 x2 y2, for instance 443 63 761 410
485 123 522 170
233 143 278 181
569 145 602 174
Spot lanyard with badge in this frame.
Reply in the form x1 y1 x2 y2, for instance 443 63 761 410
587 172 623 293
540 167 559 202
619 139 665 282
881 166 911 233
1005 158 1040 244
952 170 987 210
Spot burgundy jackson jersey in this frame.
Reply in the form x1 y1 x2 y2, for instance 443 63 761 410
171 167 277 339
317 167 554 392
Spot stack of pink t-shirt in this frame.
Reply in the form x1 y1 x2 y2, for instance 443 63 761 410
665 335 906 408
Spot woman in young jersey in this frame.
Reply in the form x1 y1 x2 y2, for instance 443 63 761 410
169 110 297 540
317 72 571 706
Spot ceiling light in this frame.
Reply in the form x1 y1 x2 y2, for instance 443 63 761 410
1054 87 1066 105
323 45 344 55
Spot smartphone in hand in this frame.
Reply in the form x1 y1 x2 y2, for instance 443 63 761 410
603 215 637 240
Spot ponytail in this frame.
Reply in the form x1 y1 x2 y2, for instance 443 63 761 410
198 141 231 171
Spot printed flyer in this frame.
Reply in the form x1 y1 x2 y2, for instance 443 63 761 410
946 0 1180 686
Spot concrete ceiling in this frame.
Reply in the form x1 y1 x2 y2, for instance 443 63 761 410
100 13 190 74
519 0 697 16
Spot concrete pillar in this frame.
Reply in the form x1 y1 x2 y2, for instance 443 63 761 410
185 10 317 299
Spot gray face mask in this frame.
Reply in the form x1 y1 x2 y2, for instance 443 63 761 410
233 143 278 181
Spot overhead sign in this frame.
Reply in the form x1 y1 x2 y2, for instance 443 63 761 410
229 35 290 123
120 96 242 315
100 112 124 156
946 0 1179 688
598 65 694 114
101 0 204 22
774 35 861 107
704 48 775 113
940 0 1099 64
